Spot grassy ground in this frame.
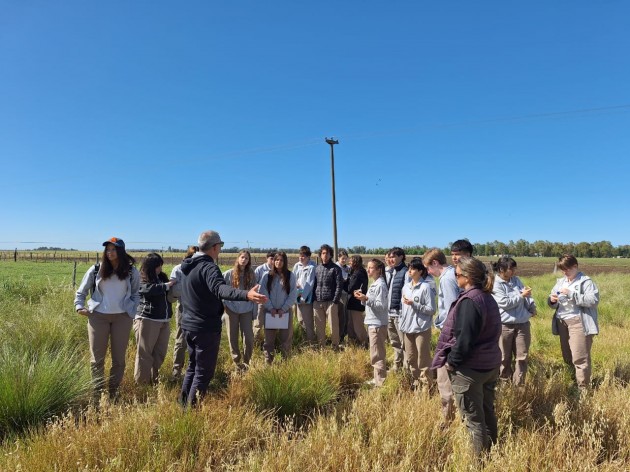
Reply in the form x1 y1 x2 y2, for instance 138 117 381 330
1 261 629 470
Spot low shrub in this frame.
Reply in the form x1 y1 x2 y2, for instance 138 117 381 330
0 344 92 439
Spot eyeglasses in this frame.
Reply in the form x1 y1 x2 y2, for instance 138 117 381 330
455 272 467 279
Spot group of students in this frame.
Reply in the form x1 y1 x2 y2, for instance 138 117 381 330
74 236 600 457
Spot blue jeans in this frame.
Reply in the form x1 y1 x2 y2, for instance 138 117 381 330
180 329 222 406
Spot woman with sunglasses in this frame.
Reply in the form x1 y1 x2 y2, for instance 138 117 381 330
432 256 501 457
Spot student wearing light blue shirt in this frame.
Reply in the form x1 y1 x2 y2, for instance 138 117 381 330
400 258 437 390
491 256 537 386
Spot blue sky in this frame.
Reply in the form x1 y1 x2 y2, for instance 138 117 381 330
1 1 629 251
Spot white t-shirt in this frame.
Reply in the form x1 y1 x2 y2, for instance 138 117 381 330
98 276 128 314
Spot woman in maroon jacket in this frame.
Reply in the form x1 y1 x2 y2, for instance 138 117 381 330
432 256 501 457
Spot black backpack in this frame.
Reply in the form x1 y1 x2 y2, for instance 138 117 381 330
91 263 100 294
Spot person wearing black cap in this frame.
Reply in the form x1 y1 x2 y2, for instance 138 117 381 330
179 230 268 406
74 237 140 401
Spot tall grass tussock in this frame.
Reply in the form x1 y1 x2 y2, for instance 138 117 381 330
1 260 630 470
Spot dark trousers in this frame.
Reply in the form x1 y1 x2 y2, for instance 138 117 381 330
450 366 500 456
180 329 222 406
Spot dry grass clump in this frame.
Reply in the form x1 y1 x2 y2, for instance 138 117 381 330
1 388 274 471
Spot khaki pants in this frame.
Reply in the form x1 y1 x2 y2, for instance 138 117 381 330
338 292 348 342
557 316 593 388
172 302 187 377
403 330 433 389
499 321 531 386
296 302 316 343
264 311 293 364
253 304 266 344
87 312 133 396
368 325 388 386
437 365 455 422
347 309 368 346
224 307 254 366
134 318 170 384
387 316 405 369
313 301 339 348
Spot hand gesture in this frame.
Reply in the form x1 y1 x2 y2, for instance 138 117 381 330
247 284 268 304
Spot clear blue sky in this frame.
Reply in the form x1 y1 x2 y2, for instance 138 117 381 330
1 1 629 251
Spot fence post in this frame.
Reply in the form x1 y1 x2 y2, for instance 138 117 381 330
14 248 17 262
73 261 77 288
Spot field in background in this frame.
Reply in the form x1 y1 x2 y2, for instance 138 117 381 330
2 251 629 279
1 259 630 470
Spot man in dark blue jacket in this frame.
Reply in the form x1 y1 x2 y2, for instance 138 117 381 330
179 230 267 406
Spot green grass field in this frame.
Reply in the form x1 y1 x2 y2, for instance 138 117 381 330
1 260 629 470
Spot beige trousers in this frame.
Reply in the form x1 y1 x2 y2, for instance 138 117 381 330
313 301 339 348
133 318 170 384
499 321 531 386
368 325 388 386
437 365 455 422
557 316 594 388
224 307 254 366
347 309 369 346
403 330 433 388
87 312 133 395
295 303 316 343
172 302 187 377
264 311 294 364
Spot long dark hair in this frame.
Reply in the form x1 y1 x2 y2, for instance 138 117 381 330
140 253 168 283
100 245 136 280
267 251 291 295
349 255 364 274
232 250 255 290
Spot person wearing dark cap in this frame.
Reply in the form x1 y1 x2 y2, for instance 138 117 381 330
179 230 268 406
74 237 140 401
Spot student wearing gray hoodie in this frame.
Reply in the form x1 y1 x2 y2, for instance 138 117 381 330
491 256 537 386
354 259 389 387
259 252 298 364
223 250 257 370
292 246 317 343
548 254 599 391
400 258 437 390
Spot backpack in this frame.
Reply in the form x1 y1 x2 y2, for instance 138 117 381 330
91 263 100 294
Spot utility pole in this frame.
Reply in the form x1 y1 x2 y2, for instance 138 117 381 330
325 137 339 259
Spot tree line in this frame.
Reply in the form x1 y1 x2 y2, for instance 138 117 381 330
13 240 628 258
223 240 629 258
